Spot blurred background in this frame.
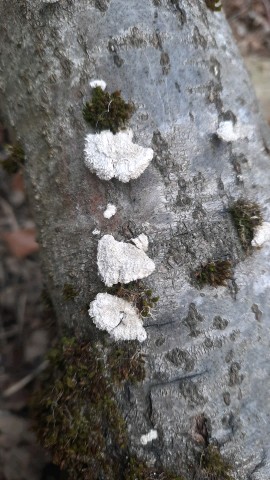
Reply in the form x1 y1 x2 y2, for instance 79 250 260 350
0 1 269 479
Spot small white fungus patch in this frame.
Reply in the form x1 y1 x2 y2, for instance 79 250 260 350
251 222 270 247
89 293 147 342
97 234 155 287
92 228 100 235
140 429 158 445
89 79 107 91
103 203 117 219
84 129 154 182
131 233 149 252
217 121 247 142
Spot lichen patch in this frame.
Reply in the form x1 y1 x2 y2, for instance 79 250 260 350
89 293 147 342
84 129 154 182
97 234 155 287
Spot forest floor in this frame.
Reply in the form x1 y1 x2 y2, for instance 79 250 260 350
0 1 270 479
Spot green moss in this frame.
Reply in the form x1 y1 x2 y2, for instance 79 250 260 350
108 281 159 318
30 337 128 480
83 86 134 134
107 341 145 385
1 143 25 174
200 445 233 480
62 283 78 301
194 260 232 287
205 0 222 11
125 458 184 480
229 199 263 252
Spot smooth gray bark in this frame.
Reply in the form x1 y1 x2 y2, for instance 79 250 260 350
1 0 270 478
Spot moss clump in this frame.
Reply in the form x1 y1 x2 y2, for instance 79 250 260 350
229 199 263 252
194 260 232 287
83 86 134 134
1 143 25 174
62 283 78 301
199 445 233 480
31 337 127 480
205 0 222 11
108 281 159 318
125 458 184 480
107 341 145 385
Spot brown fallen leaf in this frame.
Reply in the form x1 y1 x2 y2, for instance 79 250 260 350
2 228 39 258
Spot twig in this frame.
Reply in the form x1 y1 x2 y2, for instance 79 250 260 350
2 360 48 398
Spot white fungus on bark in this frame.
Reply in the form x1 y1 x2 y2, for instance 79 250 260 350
140 429 158 445
97 234 155 287
84 129 154 182
216 120 248 142
89 79 107 90
131 233 149 252
89 293 147 342
251 222 270 247
92 228 100 235
103 203 117 219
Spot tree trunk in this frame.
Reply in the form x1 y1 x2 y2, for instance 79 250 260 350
1 1 270 478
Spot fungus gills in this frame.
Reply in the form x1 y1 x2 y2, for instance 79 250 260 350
229 199 263 252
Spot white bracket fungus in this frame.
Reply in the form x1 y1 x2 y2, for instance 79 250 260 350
140 429 158 445
103 203 117 219
131 233 149 252
89 79 107 91
251 222 270 247
216 120 247 142
84 129 154 182
97 234 155 287
89 293 147 342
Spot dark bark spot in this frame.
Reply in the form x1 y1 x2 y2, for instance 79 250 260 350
192 413 211 445
220 109 237 124
225 350 234 363
165 348 195 371
213 316 228 330
209 56 221 81
167 0 187 26
179 379 205 408
183 303 204 337
229 362 244 386
94 0 110 12
193 26 207 49
160 52 170 75
206 80 223 112
223 392 231 406
113 54 124 67
251 304 262 322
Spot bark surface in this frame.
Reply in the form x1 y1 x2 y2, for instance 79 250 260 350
1 0 270 478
